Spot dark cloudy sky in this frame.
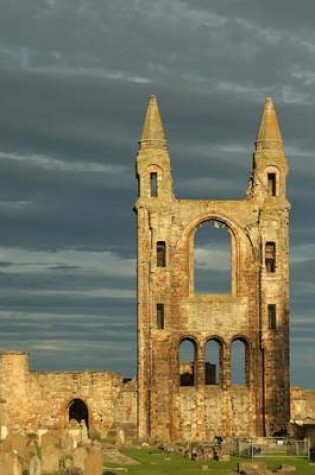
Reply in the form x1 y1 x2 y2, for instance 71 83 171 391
0 0 314 387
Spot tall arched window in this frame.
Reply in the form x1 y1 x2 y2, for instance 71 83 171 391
205 339 221 385
231 339 247 385
194 220 231 293
179 339 196 387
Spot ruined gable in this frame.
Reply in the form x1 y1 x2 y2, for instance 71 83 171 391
135 96 290 441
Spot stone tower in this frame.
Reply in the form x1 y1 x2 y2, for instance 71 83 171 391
134 96 290 441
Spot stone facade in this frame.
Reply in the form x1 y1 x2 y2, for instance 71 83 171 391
0 351 137 438
0 96 313 443
135 96 290 441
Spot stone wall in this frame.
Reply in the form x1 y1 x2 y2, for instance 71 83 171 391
135 96 290 441
0 351 137 438
290 386 315 438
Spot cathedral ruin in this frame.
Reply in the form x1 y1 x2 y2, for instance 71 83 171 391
135 95 290 440
0 96 314 441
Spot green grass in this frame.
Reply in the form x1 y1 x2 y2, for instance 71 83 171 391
102 447 315 475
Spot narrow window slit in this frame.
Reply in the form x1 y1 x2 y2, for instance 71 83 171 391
150 172 158 197
268 304 277 330
157 241 166 267
265 242 276 273
156 304 164 329
267 173 276 196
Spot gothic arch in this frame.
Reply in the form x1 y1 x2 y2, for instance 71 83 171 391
179 213 247 297
178 337 197 387
230 336 250 386
204 337 223 385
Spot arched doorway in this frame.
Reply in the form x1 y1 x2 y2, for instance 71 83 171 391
68 398 89 428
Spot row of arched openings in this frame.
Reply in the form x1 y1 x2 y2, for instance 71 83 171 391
179 338 247 387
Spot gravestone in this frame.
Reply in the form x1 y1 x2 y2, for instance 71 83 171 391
117 429 125 445
84 447 103 475
1 425 8 440
73 446 88 472
1 435 27 455
41 444 62 474
80 420 89 444
0 451 22 475
41 431 60 450
62 434 75 453
29 454 42 475
68 419 81 449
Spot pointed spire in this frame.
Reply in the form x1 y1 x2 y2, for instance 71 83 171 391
255 97 283 152
139 95 167 150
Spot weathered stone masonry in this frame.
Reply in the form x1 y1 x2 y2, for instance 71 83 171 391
0 96 314 442
135 96 290 441
0 351 137 437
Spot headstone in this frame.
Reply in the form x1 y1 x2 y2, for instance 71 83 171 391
279 465 296 473
3 435 27 456
41 444 62 474
1 425 8 440
117 429 125 445
68 469 83 475
238 461 267 473
29 454 42 475
37 429 48 442
26 437 40 459
0 451 22 475
68 419 82 448
62 434 75 453
61 455 73 472
41 431 60 450
84 447 103 475
80 420 89 444
12 452 23 475
73 447 88 472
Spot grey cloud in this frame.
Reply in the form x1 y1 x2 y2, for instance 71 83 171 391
0 0 314 384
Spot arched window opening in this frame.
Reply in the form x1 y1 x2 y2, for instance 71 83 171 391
68 398 89 428
265 242 276 273
231 339 247 385
179 339 196 387
205 340 221 385
194 220 231 293
150 172 158 197
157 241 166 267
267 173 277 196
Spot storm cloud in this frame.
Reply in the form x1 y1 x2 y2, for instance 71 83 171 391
0 0 314 385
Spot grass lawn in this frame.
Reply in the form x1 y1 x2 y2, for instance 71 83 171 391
102 447 315 475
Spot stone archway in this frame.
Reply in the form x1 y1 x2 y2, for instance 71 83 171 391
68 398 89 428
